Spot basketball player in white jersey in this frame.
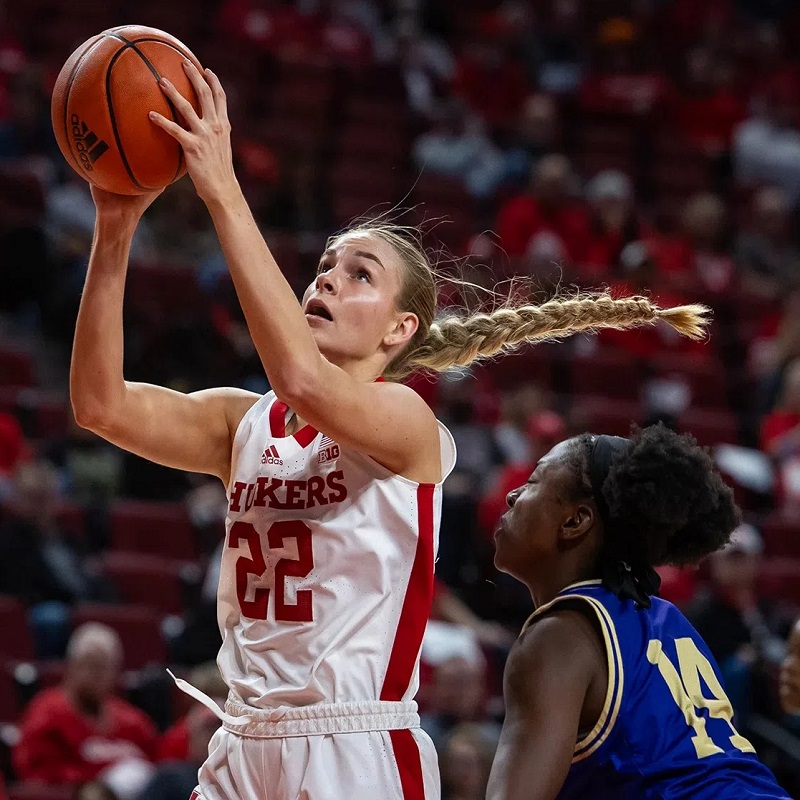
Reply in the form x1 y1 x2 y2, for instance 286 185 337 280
70 60 711 800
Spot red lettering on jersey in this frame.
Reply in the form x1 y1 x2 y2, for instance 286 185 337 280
244 482 257 511
306 475 328 507
326 470 347 502
229 481 247 512
255 476 287 509
284 480 306 510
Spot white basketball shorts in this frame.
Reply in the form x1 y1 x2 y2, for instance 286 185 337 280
188 699 440 800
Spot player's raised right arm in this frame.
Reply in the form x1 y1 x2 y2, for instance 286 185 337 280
70 187 259 484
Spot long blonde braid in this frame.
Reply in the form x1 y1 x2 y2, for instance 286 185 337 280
328 223 711 380
404 294 710 374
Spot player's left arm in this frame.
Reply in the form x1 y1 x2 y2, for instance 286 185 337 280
486 610 601 800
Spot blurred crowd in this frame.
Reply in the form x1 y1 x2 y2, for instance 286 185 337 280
3 0 800 797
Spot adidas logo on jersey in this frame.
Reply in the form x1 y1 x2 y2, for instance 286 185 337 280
261 444 283 465
70 114 109 172
318 434 340 464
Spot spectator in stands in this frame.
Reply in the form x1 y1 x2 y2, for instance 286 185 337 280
531 0 585 95
43 412 124 549
0 459 104 657
431 581 515 651
501 93 561 190
148 179 217 268
0 63 57 172
74 782 118 800
733 76 800 205
412 98 505 199
14 622 158 785
0 410 29 498
582 170 651 274
451 37 529 134
578 17 671 117
780 618 800 715
157 662 227 762
686 523 792 726
651 192 734 293
760 356 800 509
492 384 550 467
137 703 221 800
736 186 800 298
495 153 589 262
395 16 455 120
420 656 499 752
439 723 497 800
670 46 746 156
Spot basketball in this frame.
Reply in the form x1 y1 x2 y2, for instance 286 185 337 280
50 25 204 195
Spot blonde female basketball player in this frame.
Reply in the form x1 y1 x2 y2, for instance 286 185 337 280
70 60 710 800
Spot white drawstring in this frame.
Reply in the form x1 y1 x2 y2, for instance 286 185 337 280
167 669 252 727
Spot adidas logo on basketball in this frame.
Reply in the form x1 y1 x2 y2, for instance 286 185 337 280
70 113 109 172
261 444 283 466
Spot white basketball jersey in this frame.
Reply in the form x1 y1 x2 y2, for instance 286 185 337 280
217 391 457 710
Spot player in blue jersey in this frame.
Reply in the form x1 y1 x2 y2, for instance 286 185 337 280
486 424 791 800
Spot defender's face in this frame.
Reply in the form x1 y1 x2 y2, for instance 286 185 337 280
302 233 415 366
493 439 578 579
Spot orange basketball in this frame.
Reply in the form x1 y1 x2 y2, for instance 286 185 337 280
51 25 204 195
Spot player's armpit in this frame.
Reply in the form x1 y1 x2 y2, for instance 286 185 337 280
486 610 601 800
84 383 260 484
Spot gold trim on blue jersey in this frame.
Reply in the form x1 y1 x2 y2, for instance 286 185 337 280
520 584 623 763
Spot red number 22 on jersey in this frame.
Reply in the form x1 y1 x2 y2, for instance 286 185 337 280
228 520 314 622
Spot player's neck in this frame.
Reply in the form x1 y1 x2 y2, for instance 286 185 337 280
526 559 598 609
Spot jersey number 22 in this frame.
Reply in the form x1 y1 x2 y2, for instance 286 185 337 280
229 520 314 622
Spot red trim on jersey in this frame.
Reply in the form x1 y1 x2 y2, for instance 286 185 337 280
381 483 436 702
389 729 426 799
269 399 318 446
189 791 201 800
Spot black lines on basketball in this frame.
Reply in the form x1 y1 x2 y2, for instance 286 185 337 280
105 44 147 191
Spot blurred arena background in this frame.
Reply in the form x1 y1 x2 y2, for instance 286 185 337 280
1 0 800 797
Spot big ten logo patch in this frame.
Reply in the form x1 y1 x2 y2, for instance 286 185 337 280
319 434 339 464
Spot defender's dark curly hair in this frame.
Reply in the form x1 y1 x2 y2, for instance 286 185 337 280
565 424 740 595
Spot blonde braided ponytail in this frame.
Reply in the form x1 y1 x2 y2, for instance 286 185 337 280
327 223 711 380
401 293 710 374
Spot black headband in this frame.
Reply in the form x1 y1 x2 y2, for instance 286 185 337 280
588 434 631 527
588 434 661 608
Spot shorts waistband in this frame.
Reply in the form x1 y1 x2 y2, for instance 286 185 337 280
168 670 419 738
223 698 420 738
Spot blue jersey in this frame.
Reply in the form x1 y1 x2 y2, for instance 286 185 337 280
525 580 790 800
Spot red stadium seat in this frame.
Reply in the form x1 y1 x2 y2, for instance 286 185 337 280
647 352 729 409
55 503 85 543
102 552 194 615
8 783 73 800
0 597 35 662
70 605 167 671
481 348 554 391
0 348 35 390
570 349 644 402
0 662 21 721
572 396 643 438
109 500 197 560
678 408 738 447
758 557 800 608
124 264 207 326
759 512 800 558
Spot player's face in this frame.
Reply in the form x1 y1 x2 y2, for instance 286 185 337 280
493 439 578 579
302 233 418 367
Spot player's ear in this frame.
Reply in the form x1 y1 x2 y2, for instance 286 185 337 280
384 311 418 348
560 503 595 544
